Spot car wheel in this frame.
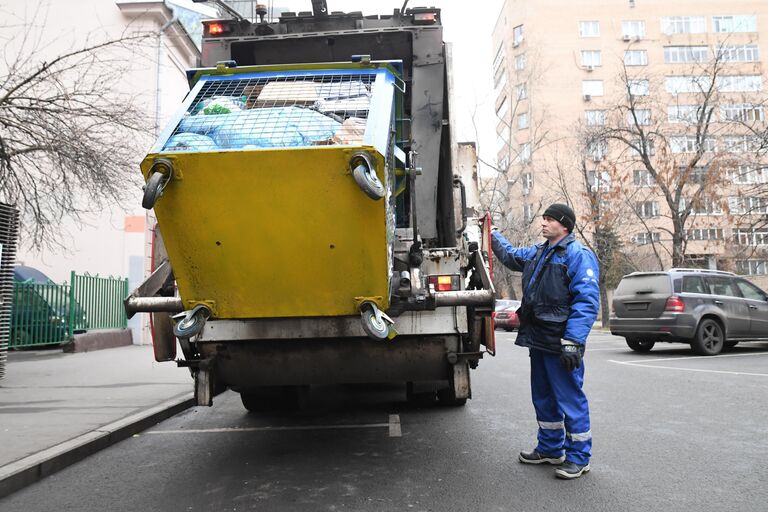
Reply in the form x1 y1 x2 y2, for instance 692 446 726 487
691 318 724 356
626 338 655 352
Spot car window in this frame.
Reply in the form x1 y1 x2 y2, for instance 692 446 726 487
615 274 671 295
735 279 766 301
682 276 708 294
706 276 739 297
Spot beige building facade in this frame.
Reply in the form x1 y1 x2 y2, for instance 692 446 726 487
491 0 768 279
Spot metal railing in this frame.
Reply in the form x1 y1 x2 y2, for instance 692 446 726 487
10 273 128 349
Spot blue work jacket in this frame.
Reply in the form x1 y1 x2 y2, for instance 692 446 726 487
491 232 600 353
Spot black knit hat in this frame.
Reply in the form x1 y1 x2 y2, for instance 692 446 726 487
543 203 576 232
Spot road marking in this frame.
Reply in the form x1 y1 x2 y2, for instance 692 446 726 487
389 414 402 437
609 360 768 377
148 416 402 437
622 351 768 365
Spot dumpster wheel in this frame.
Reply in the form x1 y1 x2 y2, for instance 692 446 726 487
351 152 384 200
142 158 174 209
172 304 211 339
360 302 394 340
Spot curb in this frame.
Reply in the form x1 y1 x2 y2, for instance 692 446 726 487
0 392 195 499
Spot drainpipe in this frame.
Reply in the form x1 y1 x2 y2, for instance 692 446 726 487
155 15 177 137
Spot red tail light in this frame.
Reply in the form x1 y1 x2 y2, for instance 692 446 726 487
665 295 685 312
428 275 461 292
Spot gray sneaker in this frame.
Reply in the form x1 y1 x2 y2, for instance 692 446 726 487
518 449 565 465
554 461 591 479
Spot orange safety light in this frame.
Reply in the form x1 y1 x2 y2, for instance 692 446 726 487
429 274 461 292
208 22 226 36
413 12 437 25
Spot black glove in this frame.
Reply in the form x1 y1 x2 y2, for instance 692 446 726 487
560 344 583 371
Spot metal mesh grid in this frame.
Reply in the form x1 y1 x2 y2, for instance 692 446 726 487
0 203 20 380
163 73 376 152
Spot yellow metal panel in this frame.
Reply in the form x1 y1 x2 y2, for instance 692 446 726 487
141 147 391 319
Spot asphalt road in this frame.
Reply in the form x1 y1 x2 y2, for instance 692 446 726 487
2 331 767 512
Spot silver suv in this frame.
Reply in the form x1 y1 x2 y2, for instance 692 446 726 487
610 268 768 355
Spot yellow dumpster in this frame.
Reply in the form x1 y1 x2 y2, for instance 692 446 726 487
140 63 403 321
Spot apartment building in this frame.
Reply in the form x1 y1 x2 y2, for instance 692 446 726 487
491 0 768 276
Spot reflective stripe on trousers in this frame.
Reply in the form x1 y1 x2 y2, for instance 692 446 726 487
530 348 591 465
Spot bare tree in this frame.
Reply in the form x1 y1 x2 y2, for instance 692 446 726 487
588 44 766 267
0 14 156 249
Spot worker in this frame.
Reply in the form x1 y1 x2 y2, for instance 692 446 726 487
491 203 599 479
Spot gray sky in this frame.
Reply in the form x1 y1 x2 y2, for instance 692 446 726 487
277 1 504 172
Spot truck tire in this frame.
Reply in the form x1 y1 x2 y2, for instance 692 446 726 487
691 318 724 356
626 338 655 352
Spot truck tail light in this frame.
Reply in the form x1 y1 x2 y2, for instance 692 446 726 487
413 12 438 25
665 295 685 312
429 275 461 292
205 21 233 37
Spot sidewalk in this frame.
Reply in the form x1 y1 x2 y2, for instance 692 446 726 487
0 344 194 497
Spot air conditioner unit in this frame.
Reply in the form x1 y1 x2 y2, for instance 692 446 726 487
586 65 594 72
622 34 631 41
583 94 592 101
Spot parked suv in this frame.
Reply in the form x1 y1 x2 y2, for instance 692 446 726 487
610 268 768 355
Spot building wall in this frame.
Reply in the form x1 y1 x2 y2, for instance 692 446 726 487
492 0 768 278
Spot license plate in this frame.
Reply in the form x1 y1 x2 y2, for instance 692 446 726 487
625 302 649 311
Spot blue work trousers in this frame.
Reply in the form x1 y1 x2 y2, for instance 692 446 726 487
530 348 592 465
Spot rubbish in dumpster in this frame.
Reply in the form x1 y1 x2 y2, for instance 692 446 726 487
191 96 246 116
165 133 219 152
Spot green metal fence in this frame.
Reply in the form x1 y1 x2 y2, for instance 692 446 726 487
10 272 128 348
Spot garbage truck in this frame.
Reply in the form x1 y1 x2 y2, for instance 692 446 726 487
124 0 496 410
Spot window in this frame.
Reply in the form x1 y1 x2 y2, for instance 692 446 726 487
521 172 533 192
628 109 651 125
736 261 768 276
663 46 708 63
520 142 532 162
713 15 757 33
706 276 739 297
728 196 768 215
665 75 712 94
621 20 646 38
728 165 768 185
624 50 648 66
631 138 655 156
523 203 534 222
687 228 723 241
636 201 659 218
717 44 760 63
681 197 722 215
495 96 508 120
682 276 708 294
518 112 529 129
686 166 711 184
669 135 716 153
516 82 528 100
582 80 604 96
722 135 761 153
587 139 607 160
581 50 602 67
513 24 524 45
493 63 506 90
633 232 660 245
492 43 505 72
661 16 706 35
587 170 611 192
735 279 767 298
735 229 768 246
633 169 654 187
668 104 704 123
628 79 649 96
579 21 600 37
495 133 510 153
721 104 764 122
585 110 606 126
515 54 526 71
717 75 762 93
